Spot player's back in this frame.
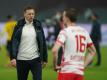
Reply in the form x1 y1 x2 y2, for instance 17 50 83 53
57 26 93 75
62 26 88 61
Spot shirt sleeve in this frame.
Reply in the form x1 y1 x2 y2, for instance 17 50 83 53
56 30 67 45
86 31 93 47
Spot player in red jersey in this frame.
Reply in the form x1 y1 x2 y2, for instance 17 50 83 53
52 8 96 80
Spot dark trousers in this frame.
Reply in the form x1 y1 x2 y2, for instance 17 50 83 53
16 57 42 80
94 42 101 65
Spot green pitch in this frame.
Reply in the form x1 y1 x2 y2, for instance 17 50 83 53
0 46 107 80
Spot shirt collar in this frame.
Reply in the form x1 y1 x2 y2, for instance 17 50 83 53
25 18 33 25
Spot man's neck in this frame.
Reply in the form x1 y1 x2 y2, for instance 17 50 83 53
25 19 33 24
66 21 76 27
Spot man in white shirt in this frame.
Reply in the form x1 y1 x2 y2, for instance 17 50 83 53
10 6 47 80
52 8 96 80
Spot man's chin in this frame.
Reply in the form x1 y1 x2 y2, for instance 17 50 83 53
29 19 33 22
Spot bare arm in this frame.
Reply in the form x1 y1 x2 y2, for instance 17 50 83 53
84 45 96 68
52 42 62 71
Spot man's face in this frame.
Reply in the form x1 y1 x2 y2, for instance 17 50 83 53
91 15 96 21
24 9 35 22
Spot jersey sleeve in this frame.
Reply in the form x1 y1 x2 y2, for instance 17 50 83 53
56 30 67 45
86 31 93 47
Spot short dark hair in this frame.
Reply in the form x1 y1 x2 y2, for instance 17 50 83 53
7 15 13 19
24 6 35 12
65 8 78 22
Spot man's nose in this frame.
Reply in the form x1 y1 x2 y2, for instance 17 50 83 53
30 14 33 17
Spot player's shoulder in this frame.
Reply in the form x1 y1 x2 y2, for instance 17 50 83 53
58 28 68 36
77 26 88 33
12 21 17 24
5 22 11 28
61 27 72 33
60 28 67 33
77 26 85 30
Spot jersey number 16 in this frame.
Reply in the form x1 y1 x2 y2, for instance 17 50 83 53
75 35 86 53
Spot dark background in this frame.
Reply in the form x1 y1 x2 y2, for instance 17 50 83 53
0 0 107 22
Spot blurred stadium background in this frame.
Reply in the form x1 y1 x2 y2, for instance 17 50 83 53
0 0 107 80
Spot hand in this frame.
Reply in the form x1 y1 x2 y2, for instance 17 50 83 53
41 62 47 68
11 59 16 67
54 65 61 72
